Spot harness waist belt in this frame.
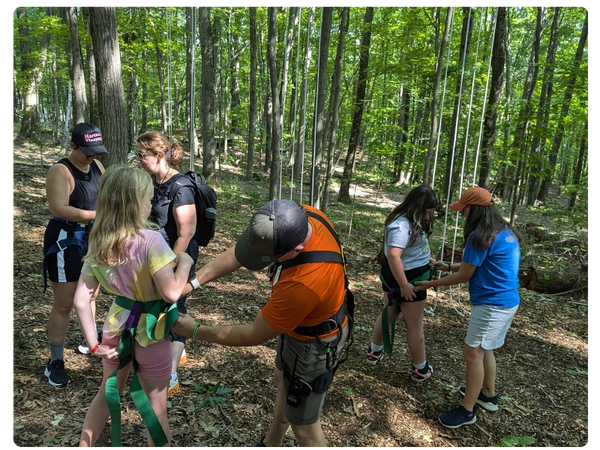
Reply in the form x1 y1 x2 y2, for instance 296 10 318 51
294 303 346 337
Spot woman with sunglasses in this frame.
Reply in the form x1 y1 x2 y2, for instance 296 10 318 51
135 131 197 397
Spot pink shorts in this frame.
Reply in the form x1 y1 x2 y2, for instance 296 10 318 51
102 333 172 382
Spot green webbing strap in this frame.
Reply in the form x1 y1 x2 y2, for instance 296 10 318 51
104 296 178 447
381 270 431 355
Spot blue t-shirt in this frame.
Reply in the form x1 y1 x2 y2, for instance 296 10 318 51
462 226 521 308
384 215 431 271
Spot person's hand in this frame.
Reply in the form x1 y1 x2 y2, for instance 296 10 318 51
400 282 417 301
174 252 193 267
431 260 447 271
93 344 119 360
173 312 196 338
415 280 433 291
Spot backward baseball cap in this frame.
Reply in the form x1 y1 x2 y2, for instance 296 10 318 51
235 199 309 270
71 122 109 156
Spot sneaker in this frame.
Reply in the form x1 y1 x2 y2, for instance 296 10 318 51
459 386 499 411
366 347 385 365
255 435 266 447
179 348 188 365
77 339 91 354
439 405 478 428
45 359 69 387
411 361 433 382
168 377 180 396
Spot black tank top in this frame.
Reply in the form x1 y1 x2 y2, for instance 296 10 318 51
58 158 102 211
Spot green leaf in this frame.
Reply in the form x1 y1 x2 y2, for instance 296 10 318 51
51 414 64 426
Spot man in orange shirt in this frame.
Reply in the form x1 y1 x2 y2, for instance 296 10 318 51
174 199 352 447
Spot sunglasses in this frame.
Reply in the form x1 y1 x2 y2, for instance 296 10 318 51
136 151 150 159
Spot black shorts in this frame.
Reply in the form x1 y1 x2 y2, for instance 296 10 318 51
43 220 89 283
380 260 430 303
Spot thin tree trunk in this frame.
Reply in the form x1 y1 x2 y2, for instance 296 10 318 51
338 7 374 204
247 7 258 181
88 7 129 166
569 124 587 209
149 8 168 135
537 11 588 203
199 7 217 182
82 7 97 125
322 7 349 213
186 7 197 163
310 7 333 208
65 6 88 124
267 7 281 200
477 7 506 189
424 7 452 186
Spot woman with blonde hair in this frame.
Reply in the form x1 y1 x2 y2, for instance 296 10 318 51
73 165 193 446
136 131 198 396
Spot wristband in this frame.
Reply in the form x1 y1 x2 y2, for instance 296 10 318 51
432 279 437 288
190 276 201 290
91 344 99 354
192 322 200 340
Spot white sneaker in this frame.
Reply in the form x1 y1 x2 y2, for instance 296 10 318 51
168 377 180 396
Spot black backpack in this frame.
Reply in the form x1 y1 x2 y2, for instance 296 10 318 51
168 171 217 247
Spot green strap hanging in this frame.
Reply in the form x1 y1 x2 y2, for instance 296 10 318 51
381 270 431 355
104 296 179 447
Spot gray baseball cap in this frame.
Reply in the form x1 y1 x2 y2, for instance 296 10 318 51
234 200 309 270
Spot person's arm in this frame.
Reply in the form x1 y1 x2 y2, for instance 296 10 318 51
387 246 417 301
171 203 197 255
46 164 96 222
416 261 477 290
173 310 281 347
181 247 242 296
73 273 118 360
153 252 194 303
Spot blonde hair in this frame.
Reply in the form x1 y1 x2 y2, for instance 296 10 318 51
85 165 157 266
136 131 183 167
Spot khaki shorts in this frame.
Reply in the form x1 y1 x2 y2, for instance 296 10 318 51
275 324 349 425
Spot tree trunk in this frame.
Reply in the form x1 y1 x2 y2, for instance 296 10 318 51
51 51 61 145
88 7 129 166
149 8 167 135
186 7 198 165
82 8 98 125
267 7 281 200
65 6 88 124
247 7 258 181
199 7 217 182
526 8 561 204
537 11 588 203
477 7 506 190
441 7 473 200
569 124 587 209
338 7 374 204
509 7 544 225
424 7 452 186
322 7 349 213
310 7 333 208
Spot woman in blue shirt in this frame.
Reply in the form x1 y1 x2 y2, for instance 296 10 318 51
417 186 521 429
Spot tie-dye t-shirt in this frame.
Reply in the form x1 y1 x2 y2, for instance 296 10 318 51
81 229 176 347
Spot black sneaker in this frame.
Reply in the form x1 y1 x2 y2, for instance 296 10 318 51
45 359 69 387
459 386 499 411
439 405 477 428
77 338 91 354
366 346 385 365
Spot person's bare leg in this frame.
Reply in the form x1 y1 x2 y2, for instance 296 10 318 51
263 369 290 446
48 281 78 345
400 300 426 365
170 341 185 376
138 375 171 447
290 421 326 447
462 344 485 412
482 349 496 397
79 364 131 446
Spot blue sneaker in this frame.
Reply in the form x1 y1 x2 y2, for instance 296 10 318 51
459 386 499 411
439 405 477 428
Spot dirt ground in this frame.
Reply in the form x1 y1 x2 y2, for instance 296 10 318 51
13 140 588 447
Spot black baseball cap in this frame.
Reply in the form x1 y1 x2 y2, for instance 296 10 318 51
234 200 309 270
71 122 109 156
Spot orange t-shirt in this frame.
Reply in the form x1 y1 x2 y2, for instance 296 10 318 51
261 206 347 340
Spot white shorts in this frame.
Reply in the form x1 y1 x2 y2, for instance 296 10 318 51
465 304 518 350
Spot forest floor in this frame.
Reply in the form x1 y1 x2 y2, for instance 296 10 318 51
13 138 589 447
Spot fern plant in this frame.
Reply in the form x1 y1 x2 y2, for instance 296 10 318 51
193 383 235 409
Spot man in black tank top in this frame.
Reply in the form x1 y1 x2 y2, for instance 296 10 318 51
43 123 107 387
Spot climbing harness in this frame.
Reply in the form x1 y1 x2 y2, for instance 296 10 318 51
104 296 179 447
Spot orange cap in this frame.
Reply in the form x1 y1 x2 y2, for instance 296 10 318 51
449 186 494 211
